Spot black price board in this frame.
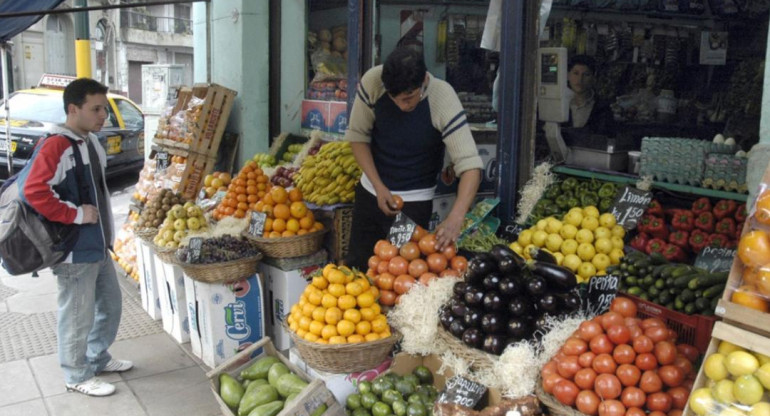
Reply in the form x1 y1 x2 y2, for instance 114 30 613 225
584 274 620 316
156 151 170 171
694 246 737 273
610 186 653 230
436 376 487 409
388 212 417 248
248 211 267 237
498 222 524 242
188 237 203 262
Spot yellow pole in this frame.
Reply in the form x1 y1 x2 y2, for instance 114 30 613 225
75 39 91 78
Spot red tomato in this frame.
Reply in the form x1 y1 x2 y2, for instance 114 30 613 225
392 195 404 210
624 317 641 328
590 334 614 354
379 290 396 306
680 378 694 392
628 325 643 340
399 242 421 261
646 392 672 413
667 329 678 343
368 255 381 270
635 353 658 371
541 361 558 379
377 273 395 291
625 407 646 416
439 269 459 278
574 368 598 390
616 364 642 387
557 355 581 379
654 341 677 365
620 386 647 408
411 225 428 243
542 373 564 394
393 274 416 295
576 390 601 416
607 325 632 345
601 312 626 330
377 260 390 274
379 243 398 261
632 335 654 353
418 234 438 256
418 272 438 286
450 255 468 272
667 386 689 410
563 338 589 356
640 318 665 329
579 351 597 368
593 353 618 374
579 321 604 341
598 400 626 416
594 374 622 400
639 370 663 393
658 365 684 387
553 379 580 406
676 344 699 362
610 297 638 318
440 244 457 260
613 344 637 365
669 410 683 416
408 259 428 278
426 253 448 273
672 355 693 377
648 412 666 416
645 326 670 343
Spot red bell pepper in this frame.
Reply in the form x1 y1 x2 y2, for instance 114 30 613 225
647 216 669 240
662 244 687 262
707 233 728 248
668 230 690 249
735 228 743 242
671 211 694 232
713 199 737 220
689 230 709 252
735 203 747 224
691 197 712 215
637 215 655 233
695 212 715 233
630 232 650 252
715 217 736 236
646 238 668 255
725 239 738 249
647 199 664 217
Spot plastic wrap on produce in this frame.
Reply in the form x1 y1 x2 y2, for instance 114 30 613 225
515 162 555 225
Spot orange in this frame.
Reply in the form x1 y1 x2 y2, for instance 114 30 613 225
247 194 259 203
289 188 303 202
234 209 246 219
311 275 328 289
337 295 357 310
355 278 371 292
324 307 342 325
263 218 273 232
321 324 338 340
274 204 291 220
744 267 760 286
356 320 372 336
281 230 296 237
237 194 247 202
313 222 324 231
321 293 338 308
290 202 308 219
757 269 770 295
316 339 328 344
357 292 375 308
337 319 355 337
235 186 246 195
360 307 376 322
327 269 346 284
738 230 770 268
286 218 300 233
329 336 347 345
298 316 312 331
756 190 770 225
343 308 362 324
322 264 336 278
268 231 281 238
365 333 380 342
327 283 345 298
308 320 323 336
261 205 274 217
303 332 319 342
237 202 248 211
247 185 258 195
297 229 308 236
270 187 289 204
262 193 274 206
306 291 321 307
311 306 327 322
347 334 365 343
371 316 388 333
732 286 769 312
295 328 307 338
299 216 314 230
272 218 286 233
370 303 381 316
345 281 364 297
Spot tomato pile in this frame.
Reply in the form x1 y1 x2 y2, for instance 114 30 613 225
366 226 468 306
541 298 699 416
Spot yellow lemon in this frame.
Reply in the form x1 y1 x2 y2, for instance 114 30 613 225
559 224 579 240
593 226 612 240
583 206 600 218
562 254 582 272
536 219 548 230
719 341 745 355
594 237 613 254
725 351 760 376
609 248 624 265
689 388 715 416
560 239 578 255
578 262 597 280
301 302 315 317
599 213 617 228
591 253 611 273
564 211 583 227
298 316 312 331
517 229 533 246
750 402 770 416
545 218 563 234
704 353 729 381
321 293 338 309
365 333 380 342
581 216 599 231
611 225 626 238
531 230 548 247
577 243 596 262
575 229 594 245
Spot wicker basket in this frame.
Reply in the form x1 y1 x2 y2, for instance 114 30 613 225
152 244 178 264
176 252 263 284
435 325 497 373
242 229 327 259
535 376 587 416
134 228 158 244
283 317 400 373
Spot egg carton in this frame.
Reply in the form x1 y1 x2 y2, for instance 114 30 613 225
640 137 707 185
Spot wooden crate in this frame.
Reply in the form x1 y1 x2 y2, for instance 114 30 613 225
190 83 238 157
315 205 353 263
178 152 217 200
683 321 770 416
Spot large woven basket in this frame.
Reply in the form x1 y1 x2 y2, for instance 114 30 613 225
134 228 158 244
435 324 497 373
242 229 327 258
535 375 587 416
283 317 400 373
152 244 178 264
175 252 263 284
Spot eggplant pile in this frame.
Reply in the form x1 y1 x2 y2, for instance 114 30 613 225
439 245 581 355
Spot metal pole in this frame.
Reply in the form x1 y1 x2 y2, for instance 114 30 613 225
74 0 92 78
1 42 12 176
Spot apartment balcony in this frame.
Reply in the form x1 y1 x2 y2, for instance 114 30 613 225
119 10 193 47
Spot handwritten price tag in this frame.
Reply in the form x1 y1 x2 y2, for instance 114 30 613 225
388 212 417 248
436 376 487 409
584 274 620 316
694 247 737 273
610 186 653 230
188 237 203 262
156 151 170 171
248 211 267 237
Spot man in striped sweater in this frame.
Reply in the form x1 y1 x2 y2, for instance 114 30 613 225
345 47 483 270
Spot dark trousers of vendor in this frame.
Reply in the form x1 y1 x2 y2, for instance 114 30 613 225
345 183 432 271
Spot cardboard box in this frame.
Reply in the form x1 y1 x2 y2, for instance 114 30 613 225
314 206 353 263
153 257 190 343
289 347 393 405
207 337 344 416
185 273 265 368
329 101 349 135
260 263 324 351
435 143 498 195
135 239 161 320
301 100 332 132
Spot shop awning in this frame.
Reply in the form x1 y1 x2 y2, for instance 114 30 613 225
0 0 66 43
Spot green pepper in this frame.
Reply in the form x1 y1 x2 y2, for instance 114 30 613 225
555 194 571 209
599 198 613 212
576 182 590 194
567 197 580 208
545 204 561 216
598 183 617 199
588 179 602 191
561 178 578 192
545 185 561 200
580 192 599 207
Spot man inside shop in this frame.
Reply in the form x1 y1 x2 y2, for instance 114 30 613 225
564 54 615 136
344 46 483 271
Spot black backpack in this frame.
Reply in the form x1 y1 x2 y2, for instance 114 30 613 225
0 135 91 275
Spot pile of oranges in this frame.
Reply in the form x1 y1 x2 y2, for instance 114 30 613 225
211 161 271 220
253 186 323 238
366 226 468 306
288 264 392 344
201 171 232 198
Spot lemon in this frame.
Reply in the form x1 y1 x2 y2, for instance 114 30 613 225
734 375 764 405
593 226 612 240
591 253 611 272
705 353 730 381
559 224 579 240
610 236 625 250
719 341 746 355
689 387 716 416
594 237 613 254
609 248 625 265
509 242 523 256
560 239 579 255
545 218 563 234
532 230 548 247
578 262 597 279
522 244 536 260
545 234 563 252
712 379 736 403
726 351 760 376
750 402 770 416
536 219 548 231
577 243 596 262
553 252 565 266
563 254 582 272
756 363 770 389
575 229 594 244
583 206 600 218
564 211 584 227
599 213 617 228
517 229 533 246
611 225 626 238
757 353 770 366
581 216 599 231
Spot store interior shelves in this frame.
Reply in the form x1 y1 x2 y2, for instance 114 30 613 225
552 165 748 202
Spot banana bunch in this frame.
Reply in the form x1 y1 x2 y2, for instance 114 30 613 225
294 141 361 205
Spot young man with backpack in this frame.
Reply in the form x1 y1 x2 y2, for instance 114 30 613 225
16 78 132 396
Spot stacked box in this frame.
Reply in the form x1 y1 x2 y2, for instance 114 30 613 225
153 258 190 343
639 137 709 185
135 239 161 321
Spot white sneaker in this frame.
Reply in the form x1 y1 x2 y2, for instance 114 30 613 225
101 359 134 373
65 377 116 397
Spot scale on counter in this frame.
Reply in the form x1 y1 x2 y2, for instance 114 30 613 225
537 47 572 163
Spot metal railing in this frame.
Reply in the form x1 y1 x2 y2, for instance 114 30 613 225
120 10 191 35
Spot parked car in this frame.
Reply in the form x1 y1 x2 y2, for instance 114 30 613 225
0 74 146 180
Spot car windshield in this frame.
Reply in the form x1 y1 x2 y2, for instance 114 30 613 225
0 92 66 124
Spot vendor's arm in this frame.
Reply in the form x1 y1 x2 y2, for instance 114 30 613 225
437 168 481 249
345 67 398 216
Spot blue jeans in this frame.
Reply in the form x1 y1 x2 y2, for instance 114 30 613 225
52 257 122 384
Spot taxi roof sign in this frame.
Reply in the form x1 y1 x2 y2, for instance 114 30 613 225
37 74 77 89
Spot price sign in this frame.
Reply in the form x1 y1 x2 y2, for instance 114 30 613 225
388 212 417 248
156 151 170 171
188 237 203 262
436 376 487 409
584 274 620 316
610 186 653 230
694 246 737 273
497 222 524 242
248 211 267 237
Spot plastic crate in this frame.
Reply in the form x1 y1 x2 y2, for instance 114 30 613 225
618 293 718 354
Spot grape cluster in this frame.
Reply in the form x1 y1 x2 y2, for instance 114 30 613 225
177 235 261 264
